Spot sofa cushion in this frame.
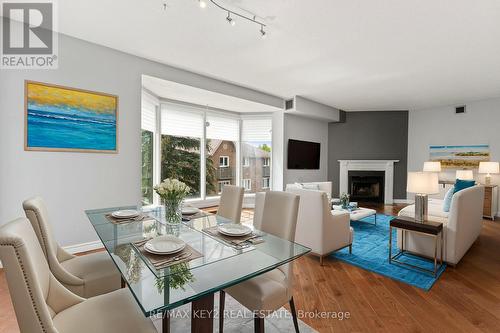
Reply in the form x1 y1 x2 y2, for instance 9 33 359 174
443 186 454 212
398 202 449 224
454 179 475 194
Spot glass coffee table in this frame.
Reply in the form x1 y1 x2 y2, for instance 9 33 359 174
332 205 377 225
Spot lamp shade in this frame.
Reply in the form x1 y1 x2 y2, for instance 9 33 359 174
478 162 499 174
407 172 439 194
456 170 474 180
423 161 441 172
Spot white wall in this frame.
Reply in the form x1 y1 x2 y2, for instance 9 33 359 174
283 114 329 185
408 97 500 213
272 111 285 190
0 29 283 247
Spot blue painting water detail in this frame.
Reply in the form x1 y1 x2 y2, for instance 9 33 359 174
27 107 116 150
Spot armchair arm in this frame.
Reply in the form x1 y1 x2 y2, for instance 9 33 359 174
322 210 351 254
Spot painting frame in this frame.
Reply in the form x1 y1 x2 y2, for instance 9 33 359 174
429 144 490 169
24 80 119 154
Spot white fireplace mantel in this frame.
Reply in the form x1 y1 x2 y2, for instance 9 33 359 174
338 160 399 204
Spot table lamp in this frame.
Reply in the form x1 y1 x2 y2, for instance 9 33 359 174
456 169 474 181
478 162 499 185
423 161 441 172
407 172 440 222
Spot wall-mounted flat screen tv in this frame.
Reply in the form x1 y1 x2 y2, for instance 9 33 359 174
287 139 321 169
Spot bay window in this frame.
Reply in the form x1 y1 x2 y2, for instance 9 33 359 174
141 91 272 205
160 104 204 199
241 116 273 194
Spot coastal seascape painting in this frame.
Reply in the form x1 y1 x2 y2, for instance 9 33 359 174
25 81 118 152
429 145 490 169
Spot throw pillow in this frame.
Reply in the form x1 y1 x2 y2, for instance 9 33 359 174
453 179 475 194
443 186 454 212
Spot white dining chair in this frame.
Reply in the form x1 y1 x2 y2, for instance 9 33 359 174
217 185 244 223
219 191 301 333
0 217 157 333
23 197 121 298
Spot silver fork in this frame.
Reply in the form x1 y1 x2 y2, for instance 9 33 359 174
154 252 192 267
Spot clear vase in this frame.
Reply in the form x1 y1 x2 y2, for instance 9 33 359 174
163 199 182 226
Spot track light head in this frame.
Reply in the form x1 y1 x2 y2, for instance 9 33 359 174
199 0 207 8
260 26 267 38
226 12 235 26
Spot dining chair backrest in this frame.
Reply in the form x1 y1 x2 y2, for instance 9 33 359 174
217 185 244 223
253 192 266 229
260 191 300 242
0 218 84 333
23 197 82 286
258 191 300 296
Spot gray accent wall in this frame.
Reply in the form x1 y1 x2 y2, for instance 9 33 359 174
328 111 409 199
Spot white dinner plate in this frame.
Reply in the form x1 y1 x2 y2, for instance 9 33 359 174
182 206 199 215
111 210 139 219
218 224 252 237
144 235 186 255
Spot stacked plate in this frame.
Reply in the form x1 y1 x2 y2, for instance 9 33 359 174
144 235 186 255
111 210 139 219
217 224 252 237
182 206 199 216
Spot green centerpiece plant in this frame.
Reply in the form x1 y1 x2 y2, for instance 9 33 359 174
340 192 350 209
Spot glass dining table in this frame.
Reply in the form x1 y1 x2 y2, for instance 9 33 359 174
85 206 311 333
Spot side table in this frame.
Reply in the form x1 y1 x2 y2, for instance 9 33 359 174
389 216 444 276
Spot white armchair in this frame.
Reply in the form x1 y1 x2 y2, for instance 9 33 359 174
398 185 484 265
287 188 353 265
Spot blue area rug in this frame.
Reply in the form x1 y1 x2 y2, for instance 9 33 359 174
332 214 446 291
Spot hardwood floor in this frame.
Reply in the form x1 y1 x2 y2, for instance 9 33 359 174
1 205 500 332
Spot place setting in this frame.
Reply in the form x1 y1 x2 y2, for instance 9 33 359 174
131 234 203 272
105 209 151 225
202 223 264 249
181 205 209 221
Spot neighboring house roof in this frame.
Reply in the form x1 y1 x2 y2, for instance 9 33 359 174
208 139 270 158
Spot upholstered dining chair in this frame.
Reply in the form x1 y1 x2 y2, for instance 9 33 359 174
219 191 301 333
23 197 121 298
0 218 157 333
217 185 244 223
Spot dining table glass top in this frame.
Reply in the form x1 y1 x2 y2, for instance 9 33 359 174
85 206 311 316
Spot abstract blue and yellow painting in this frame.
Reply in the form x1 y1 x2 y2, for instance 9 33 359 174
26 81 118 152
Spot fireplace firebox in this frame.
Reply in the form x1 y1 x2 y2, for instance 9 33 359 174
348 171 385 203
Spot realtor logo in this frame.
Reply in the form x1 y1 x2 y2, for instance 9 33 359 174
1 0 58 69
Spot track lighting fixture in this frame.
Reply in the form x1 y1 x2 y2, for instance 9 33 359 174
260 25 266 38
226 12 235 26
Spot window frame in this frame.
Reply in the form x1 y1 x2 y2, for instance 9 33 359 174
262 177 270 189
219 156 229 168
242 178 252 191
242 157 250 167
218 180 231 194
263 157 270 167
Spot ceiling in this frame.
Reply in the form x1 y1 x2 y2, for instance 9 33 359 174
142 75 281 113
58 0 500 111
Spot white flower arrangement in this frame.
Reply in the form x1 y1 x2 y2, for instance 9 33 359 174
154 178 191 202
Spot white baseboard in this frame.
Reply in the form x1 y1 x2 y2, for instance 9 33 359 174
393 199 413 204
63 240 104 254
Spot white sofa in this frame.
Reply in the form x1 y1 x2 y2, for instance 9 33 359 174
397 185 484 265
286 185 353 265
285 181 332 198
